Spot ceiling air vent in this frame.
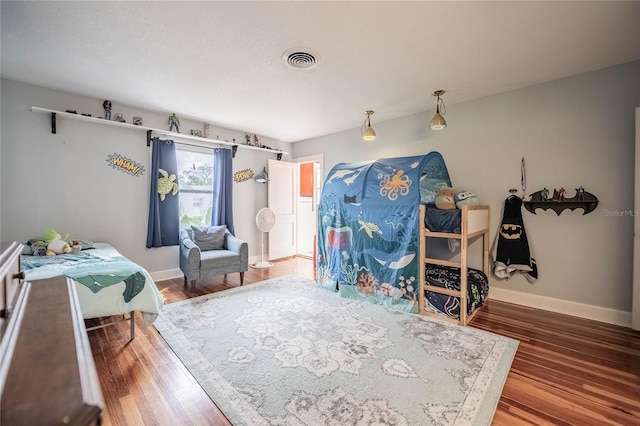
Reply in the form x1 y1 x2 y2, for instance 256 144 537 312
283 48 319 69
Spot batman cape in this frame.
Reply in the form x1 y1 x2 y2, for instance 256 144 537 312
491 195 538 283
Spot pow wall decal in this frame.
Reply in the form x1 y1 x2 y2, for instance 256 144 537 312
234 168 254 183
106 153 145 177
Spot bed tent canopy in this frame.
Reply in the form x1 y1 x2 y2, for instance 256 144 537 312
316 151 451 313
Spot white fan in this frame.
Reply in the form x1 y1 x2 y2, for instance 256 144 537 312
252 207 276 269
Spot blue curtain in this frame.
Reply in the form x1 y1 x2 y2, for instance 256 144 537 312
146 137 179 248
211 148 235 235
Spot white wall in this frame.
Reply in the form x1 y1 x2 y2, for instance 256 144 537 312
0 78 291 275
293 60 640 325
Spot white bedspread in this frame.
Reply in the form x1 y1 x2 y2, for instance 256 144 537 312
22 243 164 325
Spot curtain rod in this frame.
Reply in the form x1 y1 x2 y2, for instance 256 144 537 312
151 131 285 160
152 131 236 149
152 133 238 157
158 136 233 150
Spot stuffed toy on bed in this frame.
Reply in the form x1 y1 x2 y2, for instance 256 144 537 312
435 186 456 210
454 190 480 208
47 238 71 256
42 229 71 255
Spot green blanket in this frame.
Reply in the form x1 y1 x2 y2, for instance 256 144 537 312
21 252 145 302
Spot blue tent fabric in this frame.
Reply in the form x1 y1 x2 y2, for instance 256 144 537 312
316 152 451 313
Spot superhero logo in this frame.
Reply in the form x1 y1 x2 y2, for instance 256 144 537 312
501 224 522 239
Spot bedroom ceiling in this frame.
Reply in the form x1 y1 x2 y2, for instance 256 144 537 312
2 1 639 143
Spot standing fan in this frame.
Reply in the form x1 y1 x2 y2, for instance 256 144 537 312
252 207 275 269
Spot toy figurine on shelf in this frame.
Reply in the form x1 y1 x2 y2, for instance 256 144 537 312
541 187 549 201
253 134 260 147
557 187 566 201
168 113 180 133
103 100 112 120
576 186 585 201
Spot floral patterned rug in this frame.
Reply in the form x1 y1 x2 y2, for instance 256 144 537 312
154 276 518 425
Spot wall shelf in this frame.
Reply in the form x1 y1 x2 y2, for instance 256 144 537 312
30 106 287 160
524 189 599 215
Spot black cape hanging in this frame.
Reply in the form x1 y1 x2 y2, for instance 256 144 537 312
491 195 538 283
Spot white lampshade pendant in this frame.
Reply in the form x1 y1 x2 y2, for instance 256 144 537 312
429 90 447 131
362 125 376 141
362 110 376 141
429 112 446 130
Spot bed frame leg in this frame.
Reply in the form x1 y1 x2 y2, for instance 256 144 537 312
129 311 135 341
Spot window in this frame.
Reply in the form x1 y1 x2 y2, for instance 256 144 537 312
176 145 214 229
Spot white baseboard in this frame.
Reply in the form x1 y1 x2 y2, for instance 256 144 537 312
150 269 631 327
489 287 632 328
150 268 183 282
150 261 263 283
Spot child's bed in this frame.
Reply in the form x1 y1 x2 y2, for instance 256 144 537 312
317 152 491 325
21 243 164 339
317 153 450 314
419 204 490 325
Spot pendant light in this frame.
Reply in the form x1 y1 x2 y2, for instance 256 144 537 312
361 110 376 141
429 90 447 131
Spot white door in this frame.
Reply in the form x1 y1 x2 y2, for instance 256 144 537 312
295 154 324 257
268 159 297 260
633 107 640 330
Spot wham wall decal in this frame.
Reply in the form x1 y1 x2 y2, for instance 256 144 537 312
106 153 145 177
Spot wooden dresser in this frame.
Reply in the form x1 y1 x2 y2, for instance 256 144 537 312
0 242 103 425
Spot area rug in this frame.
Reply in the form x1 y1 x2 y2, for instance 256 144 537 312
154 275 518 425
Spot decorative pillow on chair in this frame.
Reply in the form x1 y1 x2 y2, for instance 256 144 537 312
191 225 226 250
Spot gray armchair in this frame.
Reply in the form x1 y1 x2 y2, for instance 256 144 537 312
179 227 248 292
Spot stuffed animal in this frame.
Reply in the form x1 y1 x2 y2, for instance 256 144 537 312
42 228 68 244
47 238 71 256
435 186 456 210
42 229 71 255
23 239 47 256
454 190 480 208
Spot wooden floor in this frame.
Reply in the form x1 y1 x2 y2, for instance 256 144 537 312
88 257 640 425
